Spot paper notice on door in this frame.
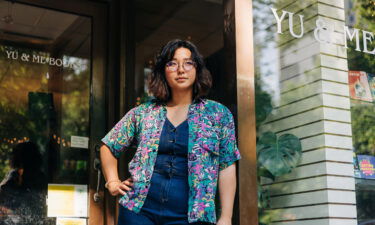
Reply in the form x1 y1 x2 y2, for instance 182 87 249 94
70 136 89 149
47 184 88 218
56 218 86 225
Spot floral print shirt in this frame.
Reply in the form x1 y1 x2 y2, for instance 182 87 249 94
101 98 241 223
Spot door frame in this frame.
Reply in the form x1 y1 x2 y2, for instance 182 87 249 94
232 0 258 224
10 0 109 224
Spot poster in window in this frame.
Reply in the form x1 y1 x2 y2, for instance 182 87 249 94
357 155 375 179
348 71 373 102
367 73 375 100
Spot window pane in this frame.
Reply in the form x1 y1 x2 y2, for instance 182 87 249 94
0 2 91 223
252 0 370 224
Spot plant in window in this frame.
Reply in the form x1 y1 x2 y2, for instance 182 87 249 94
255 79 302 225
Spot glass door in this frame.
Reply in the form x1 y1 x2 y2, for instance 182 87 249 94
0 1 107 224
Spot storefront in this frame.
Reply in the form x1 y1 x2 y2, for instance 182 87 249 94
254 0 374 225
0 0 373 225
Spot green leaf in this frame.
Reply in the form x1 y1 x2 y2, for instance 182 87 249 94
257 183 270 209
255 89 273 126
257 132 302 177
257 167 275 180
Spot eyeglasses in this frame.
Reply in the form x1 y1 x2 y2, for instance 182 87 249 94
165 60 196 72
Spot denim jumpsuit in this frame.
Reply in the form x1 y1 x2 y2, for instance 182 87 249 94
118 118 212 225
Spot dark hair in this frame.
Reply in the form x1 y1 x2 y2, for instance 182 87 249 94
9 141 46 189
147 39 212 102
11 141 42 170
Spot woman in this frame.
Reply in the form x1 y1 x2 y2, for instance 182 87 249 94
100 39 240 225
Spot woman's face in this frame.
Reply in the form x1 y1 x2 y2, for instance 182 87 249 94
164 47 197 93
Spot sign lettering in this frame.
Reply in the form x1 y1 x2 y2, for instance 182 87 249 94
271 7 375 55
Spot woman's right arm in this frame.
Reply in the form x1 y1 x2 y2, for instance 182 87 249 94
100 107 139 196
100 144 133 196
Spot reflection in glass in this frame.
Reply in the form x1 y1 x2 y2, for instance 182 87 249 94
0 2 91 224
254 0 361 224
346 1 375 224
0 142 47 224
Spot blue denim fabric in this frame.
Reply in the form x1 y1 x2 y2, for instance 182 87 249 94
118 119 212 225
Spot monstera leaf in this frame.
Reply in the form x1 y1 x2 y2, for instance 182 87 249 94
257 132 302 177
255 88 273 127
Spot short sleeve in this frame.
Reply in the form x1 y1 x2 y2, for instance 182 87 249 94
219 107 241 171
101 108 137 158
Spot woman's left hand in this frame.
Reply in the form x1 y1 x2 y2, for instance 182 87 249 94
216 216 232 225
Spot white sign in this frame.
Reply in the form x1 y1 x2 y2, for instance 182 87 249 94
71 136 89 149
5 51 81 69
47 184 88 218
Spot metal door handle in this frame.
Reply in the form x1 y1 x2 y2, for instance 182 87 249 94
93 144 102 203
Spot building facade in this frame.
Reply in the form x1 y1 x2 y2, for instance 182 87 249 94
0 0 373 225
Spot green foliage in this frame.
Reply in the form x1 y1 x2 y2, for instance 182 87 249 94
353 0 375 30
257 132 302 177
351 104 375 155
348 0 375 156
257 183 270 209
255 81 273 129
255 78 302 225
348 0 375 74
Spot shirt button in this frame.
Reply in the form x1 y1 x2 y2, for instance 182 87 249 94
169 139 175 143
